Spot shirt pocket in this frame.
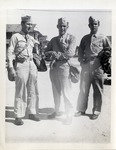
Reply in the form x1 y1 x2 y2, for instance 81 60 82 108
92 41 103 53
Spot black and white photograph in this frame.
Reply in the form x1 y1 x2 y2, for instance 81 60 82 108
0 0 116 149
5 8 112 141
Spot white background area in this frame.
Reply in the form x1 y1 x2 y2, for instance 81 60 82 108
6 9 111 45
0 0 116 150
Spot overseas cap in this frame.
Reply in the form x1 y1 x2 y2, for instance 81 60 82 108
89 16 99 24
21 15 32 22
58 17 69 26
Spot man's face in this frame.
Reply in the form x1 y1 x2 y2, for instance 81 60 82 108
57 24 69 36
22 21 33 34
89 21 99 34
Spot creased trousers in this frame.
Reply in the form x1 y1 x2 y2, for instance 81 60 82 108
77 59 104 113
14 60 39 118
50 64 73 115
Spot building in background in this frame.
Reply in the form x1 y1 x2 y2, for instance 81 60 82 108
6 24 49 58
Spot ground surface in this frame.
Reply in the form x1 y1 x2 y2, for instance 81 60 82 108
5 59 111 145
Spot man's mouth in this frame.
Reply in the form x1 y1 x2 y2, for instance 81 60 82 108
27 28 31 32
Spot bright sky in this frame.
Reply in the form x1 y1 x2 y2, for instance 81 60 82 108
6 9 111 45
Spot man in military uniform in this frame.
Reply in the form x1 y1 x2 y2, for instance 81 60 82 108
7 15 40 125
75 16 111 120
45 17 76 124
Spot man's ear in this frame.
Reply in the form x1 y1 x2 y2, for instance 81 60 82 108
66 23 69 29
67 25 69 29
57 25 59 29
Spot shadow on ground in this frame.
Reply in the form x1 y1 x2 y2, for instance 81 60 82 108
5 106 14 124
5 106 95 125
5 106 55 124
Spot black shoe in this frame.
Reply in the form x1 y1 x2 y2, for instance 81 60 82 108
48 112 56 119
15 118 24 126
29 114 40 121
90 114 99 120
74 111 85 117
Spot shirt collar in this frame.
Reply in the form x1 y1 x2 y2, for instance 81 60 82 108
90 32 99 38
20 31 29 37
58 33 69 40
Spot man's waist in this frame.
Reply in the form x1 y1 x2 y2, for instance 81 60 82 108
56 59 68 63
16 55 33 63
83 55 99 62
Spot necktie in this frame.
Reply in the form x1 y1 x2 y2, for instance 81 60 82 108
25 34 27 41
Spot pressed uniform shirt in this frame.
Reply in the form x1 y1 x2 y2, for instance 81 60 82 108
46 33 76 61
78 33 111 63
7 31 39 68
45 33 76 76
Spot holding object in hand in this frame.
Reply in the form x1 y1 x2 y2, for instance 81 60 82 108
33 53 47 72
60 37 68 49
99 48 111 74
7 67 16 81
16 54 26 63
45 51 60 60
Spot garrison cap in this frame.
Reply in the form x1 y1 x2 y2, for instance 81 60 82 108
21 15 32 22
89 16 100 24
58 17 69 26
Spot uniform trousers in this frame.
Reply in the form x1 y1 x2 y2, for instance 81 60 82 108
77 58 104 113
50 62 73 116
14 59 39 118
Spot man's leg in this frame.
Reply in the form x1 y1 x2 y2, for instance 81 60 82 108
14 62 29 125
59 74 74 125
90 69 104 120
75 66 91 116
60 75 72 116
27 61 40 121
48 69 62 118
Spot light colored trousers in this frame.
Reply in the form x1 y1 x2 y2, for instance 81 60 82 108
50 62 73 116
14 60 39 118
77 58 104 113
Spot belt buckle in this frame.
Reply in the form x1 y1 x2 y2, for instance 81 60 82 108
30 57 33 61
26 56 33 61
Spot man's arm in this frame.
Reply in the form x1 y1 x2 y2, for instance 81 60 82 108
7 34 17 79
98 36 111 58
44 40 55 61
7 34 17 68
57 35 77 60
103 36 111 50
78 37 85 64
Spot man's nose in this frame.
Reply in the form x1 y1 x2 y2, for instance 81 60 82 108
93 24 97 27
61 26 64 29
29 24 32 28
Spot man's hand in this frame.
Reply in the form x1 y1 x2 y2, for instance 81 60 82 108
60 38 68 49
16 54 26 63
45 51 59 60
51 51 59 59
8 67 16 81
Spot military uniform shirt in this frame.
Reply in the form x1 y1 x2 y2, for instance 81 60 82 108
7 31 39 68
78 33 111 63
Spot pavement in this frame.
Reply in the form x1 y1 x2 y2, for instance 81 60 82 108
5 58 111 148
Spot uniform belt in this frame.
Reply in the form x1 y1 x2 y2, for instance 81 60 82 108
16 56 33 63
25 56 33 61
56 59 67 63
84 56 98 62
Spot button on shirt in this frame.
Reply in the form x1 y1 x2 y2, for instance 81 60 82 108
78 33 111 63
7 31 39 68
